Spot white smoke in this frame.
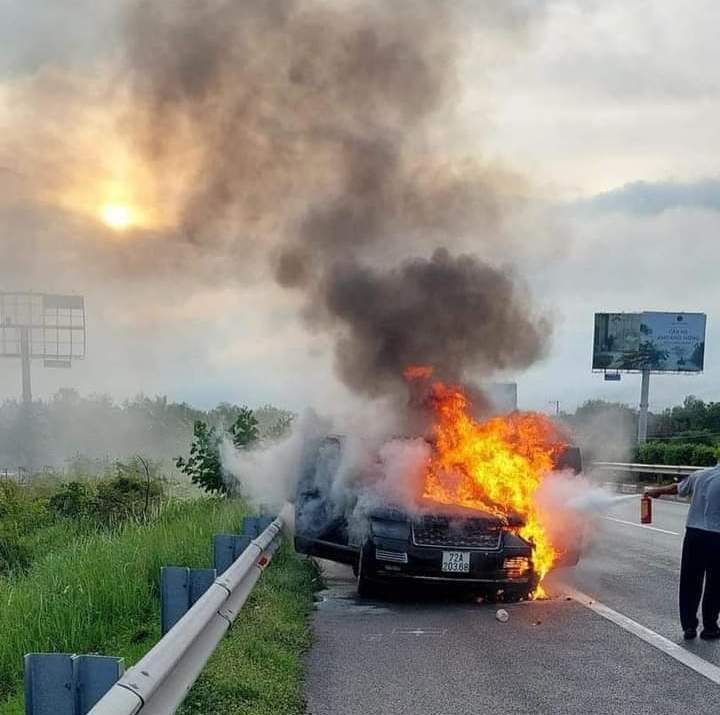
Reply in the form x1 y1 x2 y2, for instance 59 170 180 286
535 471 637 515
533 470 639 562
221 409 330 512
221 401 423 526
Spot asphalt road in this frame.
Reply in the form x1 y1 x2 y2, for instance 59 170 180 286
304 497 720 715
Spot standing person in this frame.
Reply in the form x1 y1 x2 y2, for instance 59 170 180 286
646 466 720 640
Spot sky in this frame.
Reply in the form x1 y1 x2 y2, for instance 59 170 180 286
1 0 719 417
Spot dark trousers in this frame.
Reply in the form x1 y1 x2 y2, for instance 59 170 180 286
680 527 720 631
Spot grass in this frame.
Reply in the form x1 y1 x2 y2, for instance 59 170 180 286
0 498 248 713
178 543 320 715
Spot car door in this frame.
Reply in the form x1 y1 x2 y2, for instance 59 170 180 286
294 435 360 566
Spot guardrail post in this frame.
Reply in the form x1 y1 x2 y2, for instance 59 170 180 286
258 515 275 532
87 517 283 715
242 516 261 537
24 654 123 715
161 567 217 635
241 515 276 538
213 534 251 576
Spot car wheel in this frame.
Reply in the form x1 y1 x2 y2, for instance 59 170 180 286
357 542 379 598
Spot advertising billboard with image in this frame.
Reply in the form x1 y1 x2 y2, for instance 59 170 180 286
593 312 706 373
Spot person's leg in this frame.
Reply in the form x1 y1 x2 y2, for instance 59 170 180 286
679 528 705 632
701 532 720 632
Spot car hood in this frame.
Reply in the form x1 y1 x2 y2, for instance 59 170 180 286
368 499 524 528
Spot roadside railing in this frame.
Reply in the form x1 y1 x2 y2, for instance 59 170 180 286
591 462 702 479
590 461 704 496
24 515 283 715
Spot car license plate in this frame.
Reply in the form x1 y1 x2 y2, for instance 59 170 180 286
442 551 470 573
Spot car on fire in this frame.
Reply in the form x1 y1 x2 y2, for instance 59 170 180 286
294 435 583 600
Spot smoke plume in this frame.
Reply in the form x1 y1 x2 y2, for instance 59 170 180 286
114 0 552 395
1 0 554 403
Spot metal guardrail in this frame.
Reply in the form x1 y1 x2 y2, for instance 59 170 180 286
87 517 284 715
591 462 703 478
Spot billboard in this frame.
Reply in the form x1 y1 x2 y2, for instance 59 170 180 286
0 292 86 361
593 312 706 373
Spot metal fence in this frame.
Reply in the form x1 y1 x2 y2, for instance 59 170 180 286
88 517 283 715
25 516 284 715
591 462 701 479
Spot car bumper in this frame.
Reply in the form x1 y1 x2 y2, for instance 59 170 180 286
366 537 537 587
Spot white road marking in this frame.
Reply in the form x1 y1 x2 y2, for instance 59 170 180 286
564 587 720 687
602 516 680 536
393 628 447 636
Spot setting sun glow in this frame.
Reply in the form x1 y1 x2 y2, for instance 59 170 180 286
101 203 135 230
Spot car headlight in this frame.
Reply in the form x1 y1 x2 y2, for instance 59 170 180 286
370 518 410 540
503 556 531 577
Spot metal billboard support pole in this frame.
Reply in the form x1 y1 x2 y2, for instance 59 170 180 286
638 368 651 444
20 326 32 404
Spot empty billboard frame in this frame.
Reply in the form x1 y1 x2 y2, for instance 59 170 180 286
0 292 86 361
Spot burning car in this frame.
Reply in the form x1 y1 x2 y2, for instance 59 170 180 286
294 433 583 601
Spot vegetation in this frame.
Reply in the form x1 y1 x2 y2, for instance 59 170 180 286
176 409 261 495
560 396 720 465
0 405 315 715
651 395 720 438
634 441 717 467
0 391 294 474
176 421 226 494
0 499 249 710
0 459 169 579
0 484 317 715
179 544 319 715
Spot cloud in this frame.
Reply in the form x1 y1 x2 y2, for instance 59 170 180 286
572 178 720 215
0 1 121 76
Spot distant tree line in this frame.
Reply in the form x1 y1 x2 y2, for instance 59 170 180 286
559 395 720 467
0 390 294 473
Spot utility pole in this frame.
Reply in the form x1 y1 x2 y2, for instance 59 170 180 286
548 400 560 416
637 368 651 444
19 326 31 404
1 292 85 404
1 293 86 474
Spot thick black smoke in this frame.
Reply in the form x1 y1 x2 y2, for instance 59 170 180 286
315 249 549 396
119 0 549 395
117 0 552 396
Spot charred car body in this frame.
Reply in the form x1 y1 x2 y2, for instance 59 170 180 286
294 435 583 600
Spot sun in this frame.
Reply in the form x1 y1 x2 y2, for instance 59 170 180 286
101 203 135 231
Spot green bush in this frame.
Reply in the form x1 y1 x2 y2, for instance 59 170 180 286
691 444 718 467
94 473 164 526
0 499 247 704
0 536 30 575
49 459 165 526
0 482 53 576
664 443 696 466
49 482 95 519
636 442 665 464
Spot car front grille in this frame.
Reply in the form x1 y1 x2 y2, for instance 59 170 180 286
412 517 502 549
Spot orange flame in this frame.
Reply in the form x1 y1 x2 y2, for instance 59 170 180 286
404 365 435 380
414 376 567 594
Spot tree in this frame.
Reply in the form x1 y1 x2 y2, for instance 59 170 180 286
265 413 294 440
229 408 259 449
560 400 638 463
253 405 295 440
176 420 226 494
